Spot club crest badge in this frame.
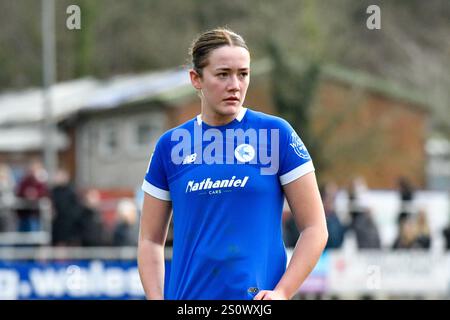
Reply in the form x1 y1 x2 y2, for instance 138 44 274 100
289 132 310 160
235 144 256 163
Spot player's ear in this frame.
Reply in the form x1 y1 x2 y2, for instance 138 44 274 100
189 69 202 90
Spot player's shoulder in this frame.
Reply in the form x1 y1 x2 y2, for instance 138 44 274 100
246 108 292 130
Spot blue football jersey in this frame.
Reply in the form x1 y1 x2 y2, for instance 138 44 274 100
142 107 314 300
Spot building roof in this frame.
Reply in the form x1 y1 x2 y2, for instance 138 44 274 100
0 68 192 127
83 68 191 110
0 68 192 152
0 125 67 152
0 78 98 125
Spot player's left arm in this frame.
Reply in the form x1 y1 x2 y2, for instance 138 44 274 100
254 171 328 300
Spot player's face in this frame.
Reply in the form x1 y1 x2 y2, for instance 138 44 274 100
190 45 250 123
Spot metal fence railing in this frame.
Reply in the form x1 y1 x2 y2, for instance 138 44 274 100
0 198 52 246
0 246 173 260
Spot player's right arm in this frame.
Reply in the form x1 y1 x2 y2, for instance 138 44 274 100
137 193 172 300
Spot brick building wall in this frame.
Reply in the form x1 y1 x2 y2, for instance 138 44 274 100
311 80 428 189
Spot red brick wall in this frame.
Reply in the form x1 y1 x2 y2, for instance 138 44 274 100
311 81 428 189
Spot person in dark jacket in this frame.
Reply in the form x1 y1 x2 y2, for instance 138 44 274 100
50 169 82 246
77 189 105 247
350 208 381 249
322 183 345 249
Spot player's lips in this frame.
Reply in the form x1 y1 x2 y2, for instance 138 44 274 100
223 96 240 102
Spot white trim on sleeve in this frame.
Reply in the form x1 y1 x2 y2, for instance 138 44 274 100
141 180 171 201
279 161 315 186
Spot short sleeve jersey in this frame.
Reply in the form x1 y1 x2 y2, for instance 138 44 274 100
142 107 314 300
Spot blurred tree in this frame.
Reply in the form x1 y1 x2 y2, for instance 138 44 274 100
73 0 96 78
266 40 323 172
0 1 41 88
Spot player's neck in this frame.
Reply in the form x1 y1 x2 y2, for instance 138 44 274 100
200 106 242 126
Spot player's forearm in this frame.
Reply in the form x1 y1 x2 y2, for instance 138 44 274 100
275 225 328 299
137 238 166 300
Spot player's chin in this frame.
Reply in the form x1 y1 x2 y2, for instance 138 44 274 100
218 102 241 114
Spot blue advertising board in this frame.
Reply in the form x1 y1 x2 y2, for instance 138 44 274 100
0 260 171 300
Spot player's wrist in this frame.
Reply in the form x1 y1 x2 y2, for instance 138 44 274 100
273 286 291 300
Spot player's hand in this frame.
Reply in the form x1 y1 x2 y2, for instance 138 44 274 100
253 290 288 300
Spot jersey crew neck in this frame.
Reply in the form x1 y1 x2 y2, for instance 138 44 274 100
196 107 248 131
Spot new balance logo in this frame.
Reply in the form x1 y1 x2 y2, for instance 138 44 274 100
182 153 197 164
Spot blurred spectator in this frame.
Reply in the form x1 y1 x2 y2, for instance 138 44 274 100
347 178 381 249
15 159 48 232
321 182 345 250
77 189 105 246
392 214 418 249
50 168 82 246
283 181 346 249
414 209 431 249
443 224 450 250
393 210 432 250
349 207 381 249
397 211 411 225
348 176 368 212
0 163 16 232
112 199 139 246
398 176 414 201
282 199 299 248
397 176 415 213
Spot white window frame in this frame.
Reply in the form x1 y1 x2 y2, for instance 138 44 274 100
126 113 165 155
98 121 120 159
